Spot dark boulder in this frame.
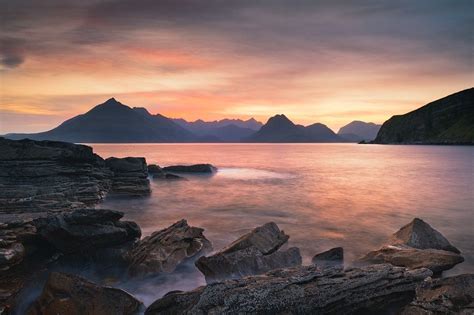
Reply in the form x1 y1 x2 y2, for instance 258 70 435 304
27 272 144 315
125 219 211 277
401 274 474 314
195 222 301 283
33 209 141 254
162 164 216 173
146 264 432 314
312 247 343 269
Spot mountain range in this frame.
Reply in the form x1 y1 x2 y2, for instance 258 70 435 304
374 88 473 144
172 118 262 142
5 99 357 143
5 88 471 144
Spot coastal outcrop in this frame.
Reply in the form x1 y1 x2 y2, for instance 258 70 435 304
312 247 344 268
146 264 432 314
0 138 152 222
126 219 212 277
358 218 464 273
27 272 144 315
0 138 112 221
195 222 301 282
401 274 474 314
162 164 217 173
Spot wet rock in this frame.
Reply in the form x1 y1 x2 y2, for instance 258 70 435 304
312 247 343 269
195 222 300 282
358 218 463 274
106 157 150 196
27 272 144 315
146 264 432 315
126 219 211 277
0 243 25 271
162 164 216 173
33 209 141 254
359 245 464 274
389 218 460 254
401 274 474 314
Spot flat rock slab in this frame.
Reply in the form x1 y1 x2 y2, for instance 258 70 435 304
126 219 212 277
162 164 216 173
146 264 432 315
401 274 474 314
27 272 144 315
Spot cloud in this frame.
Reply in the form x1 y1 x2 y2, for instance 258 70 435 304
0 38 25 69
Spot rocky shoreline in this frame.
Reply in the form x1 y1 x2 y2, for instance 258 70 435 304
0 137 472 314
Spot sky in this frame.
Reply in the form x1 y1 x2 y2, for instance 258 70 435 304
0 0 472 134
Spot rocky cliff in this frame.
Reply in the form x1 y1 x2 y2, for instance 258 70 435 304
373 88 474 144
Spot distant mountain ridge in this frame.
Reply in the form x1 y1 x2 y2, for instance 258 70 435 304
172 117 262 141
338 121 381 142
373 88 474 144
246 114 344 142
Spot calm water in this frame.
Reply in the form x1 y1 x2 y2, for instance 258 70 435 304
91 143 473 305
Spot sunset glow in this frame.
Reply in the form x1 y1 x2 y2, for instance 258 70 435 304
1 0 472 133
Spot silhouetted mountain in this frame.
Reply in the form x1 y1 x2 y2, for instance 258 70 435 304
373 88 474 144
246 114 344 142
172 117 262 141
173 118 262 132
6 98 195 143
338 121 381 142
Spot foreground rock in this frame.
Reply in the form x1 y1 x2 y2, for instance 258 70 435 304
312 247 343 269
33 208 141 254
27 272 144 315
146 264 432 314
162 164 216 173
195 222 301 283
126 219 211 277
401 274 474 314
359 218 463 273
106 157 151 196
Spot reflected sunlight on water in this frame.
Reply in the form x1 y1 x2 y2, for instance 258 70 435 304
90 143 474 305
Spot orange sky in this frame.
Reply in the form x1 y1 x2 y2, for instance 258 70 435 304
0 1 472 134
